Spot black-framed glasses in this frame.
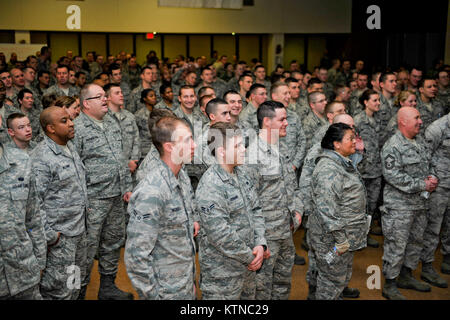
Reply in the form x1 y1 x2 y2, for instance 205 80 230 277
85 95 106 101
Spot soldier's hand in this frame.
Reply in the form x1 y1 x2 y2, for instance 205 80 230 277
292 165 297 171
193 222 200 237
248 246 264 271
123 192 132 203
295 212 302 227
263 247 271 260
355 135 364 152
128 160 138 173
425 178 437 192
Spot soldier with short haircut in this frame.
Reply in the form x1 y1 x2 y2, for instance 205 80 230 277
239 83 267 133
381 107 437 300
249 101 302 300
30 106 88 300
44 65 79 98
302 91 328 151
125 117 199 300
196 122 267 299
6 113 36 152
416 78 446 131
108 63 132 110
73 84 134 300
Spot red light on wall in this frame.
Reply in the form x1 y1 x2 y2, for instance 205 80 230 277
146 33 154 40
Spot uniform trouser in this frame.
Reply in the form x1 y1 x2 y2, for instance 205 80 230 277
40 232 87 300
255 237 295 300
83 196 126 287
201 270 256 300
382 209 427 279
363 177 382 217
0 284 42 300
421 187 450 263
442 189 450 257
305 227 317 287
315 250 354 300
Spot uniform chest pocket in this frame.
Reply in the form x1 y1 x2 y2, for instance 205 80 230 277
163 204 189 226
58 165 73 180
10 187 28 201
228 193 245 213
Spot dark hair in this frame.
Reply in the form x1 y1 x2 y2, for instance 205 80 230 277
257 100 285 129
103 83 120 95
141 66 152 74
238 73 252 83
418 77 435 89
205 98 228 119
140 88 155 104
223 90 240 101
56 64 69 73
37 70 50 78
42 94 57 109
321 123 352 150
359 89 379 108
379 72 396 84
159 82 172 96
249 83 266 96
108 63 121 75
6 113 27 129
308 78 322 88
75 71 85 78
179 84 195 97
284 77 298 85
17 88 33 104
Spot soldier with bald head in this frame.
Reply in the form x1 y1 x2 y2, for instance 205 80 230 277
380 107 438 300
30 106 88 300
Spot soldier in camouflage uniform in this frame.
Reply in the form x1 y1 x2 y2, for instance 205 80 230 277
125 117 199 300
419 113 450 286
435 69 450 114
380 107 437 300
239 84 267 133
347 73 369 117
30 107 88 300
296 79 324 121
247 101 302 300
301 114 363 300
44 65 79 98
302 91 328 152
376 73 397 147
73 84 134 300
5 113 37 153
385 90 418 142
0 141 46 300
108 63 132 110
354 90 383 248
416 78 446 131
106 84 141 188
135 88 157 162
196 122 267 299
129 67 157 114
309 123 368 300
196 67 226 100
154 83 179 111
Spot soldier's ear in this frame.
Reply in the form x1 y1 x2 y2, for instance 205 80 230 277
46 124 56 134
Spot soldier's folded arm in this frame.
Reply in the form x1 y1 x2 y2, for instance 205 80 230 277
381 147 427 193
197 197 255 266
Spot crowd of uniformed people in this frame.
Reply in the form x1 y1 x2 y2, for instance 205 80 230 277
0 47 449 300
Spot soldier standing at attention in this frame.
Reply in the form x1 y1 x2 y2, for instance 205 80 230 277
73 84 134 300
249 101 302 300
381 107 438 300
0 130 46 300
30 106 88 300
105 83 141 184
195 122 267 299
125 117 199 300
309 123 369 300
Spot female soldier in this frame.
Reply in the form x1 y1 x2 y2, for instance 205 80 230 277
385 90 418 140
308 123 369 300
134 88 157 162
54 95 81 120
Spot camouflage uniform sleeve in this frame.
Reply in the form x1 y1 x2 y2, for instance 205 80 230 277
131 118 141 161
125 187 163 300
26 175 47 270
424 121 443 156
313 161 347 243
30 159 59 244
292 120 307 169
196 184 255 266
247 183 267 248
381 145 427 193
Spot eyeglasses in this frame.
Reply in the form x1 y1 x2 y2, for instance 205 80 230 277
85 95 107 101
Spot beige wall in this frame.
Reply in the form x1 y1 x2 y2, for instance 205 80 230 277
0 0 352 34
284 35 305 70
